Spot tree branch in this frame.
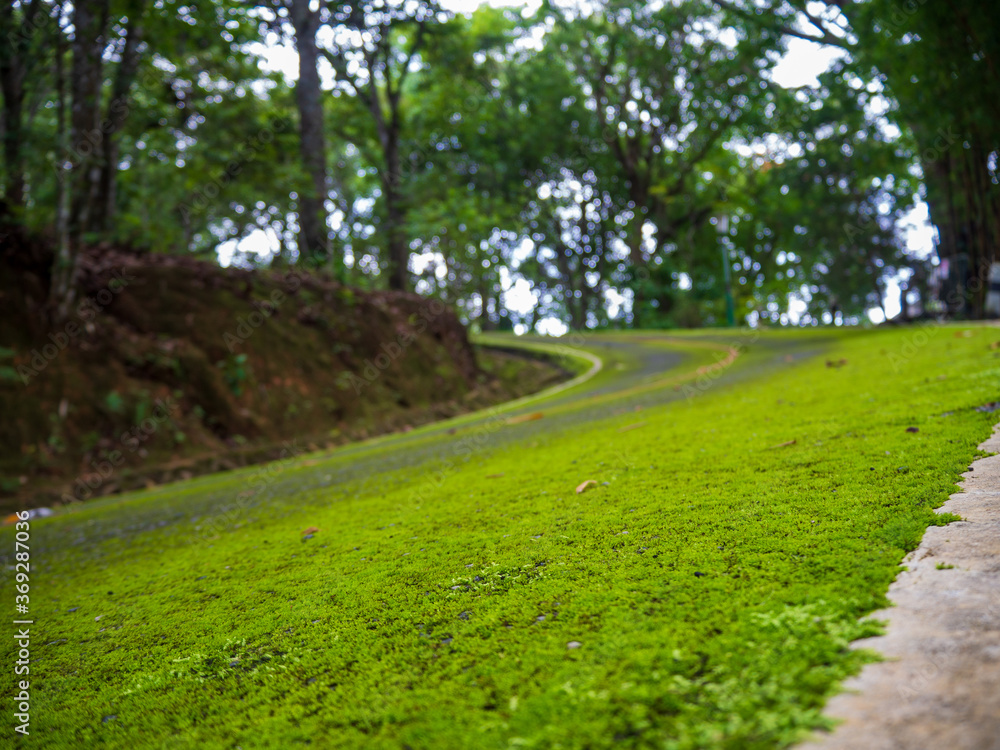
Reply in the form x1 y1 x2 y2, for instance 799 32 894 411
393 20 426 105
708 0 853 51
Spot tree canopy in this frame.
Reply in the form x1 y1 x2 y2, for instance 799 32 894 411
2 0 997 329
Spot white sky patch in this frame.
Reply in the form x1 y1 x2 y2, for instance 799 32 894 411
218 229 276 267
604 287 626 318
766 35 930 322
770 37 846 88
502 275 536 315
511 237 535 265
786 296 808 325
410 250 448 278
442 0 542 13
536 317 569 336
899 202 937 259
251 40 298 83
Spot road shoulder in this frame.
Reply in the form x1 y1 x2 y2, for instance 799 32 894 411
800 420 1000 750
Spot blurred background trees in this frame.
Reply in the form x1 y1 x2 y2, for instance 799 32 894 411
2 0 996 329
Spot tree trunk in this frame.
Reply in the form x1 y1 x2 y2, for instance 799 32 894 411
51 18 76 323
628 233 645 329
0 75 25 212
477 273 491 329
68 0 109 244
0 1 45 213
92 1 145 232
289 0 330 267
383 134 408 291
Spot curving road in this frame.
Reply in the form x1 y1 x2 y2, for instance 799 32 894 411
13 329 835 560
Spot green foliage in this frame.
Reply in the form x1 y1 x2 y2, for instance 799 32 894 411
133 390 155 425
0 476 21 493
216 353 250 397
0 346 18 382
104 390 126 415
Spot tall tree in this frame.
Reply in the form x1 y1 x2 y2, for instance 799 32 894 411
50 0 111 322
319 0 442 291
539 0 780 325
288 0 331 267
0 0 52 214
709 0 1000 318
67 0 110 243
89 0 146 232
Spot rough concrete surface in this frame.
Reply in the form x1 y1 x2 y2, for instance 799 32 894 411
799 421 1000 750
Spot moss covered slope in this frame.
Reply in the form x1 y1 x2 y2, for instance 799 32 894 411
3 326 999 748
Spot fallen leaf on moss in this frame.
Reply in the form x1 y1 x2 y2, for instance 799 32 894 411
508 412 544 425
576 480 598 494
768 439 797 449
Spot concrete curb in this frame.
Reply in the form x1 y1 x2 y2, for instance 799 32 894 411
799 420 1000 750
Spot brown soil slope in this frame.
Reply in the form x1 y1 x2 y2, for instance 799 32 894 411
0 224 565 511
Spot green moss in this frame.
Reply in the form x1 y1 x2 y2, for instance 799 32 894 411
5 325 998 748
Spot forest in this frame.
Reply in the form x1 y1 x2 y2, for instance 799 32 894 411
2 0 998 330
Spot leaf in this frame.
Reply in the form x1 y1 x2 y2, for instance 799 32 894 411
767 439 797 449
301 526 320 536
507 412 544 425
576 479 598 494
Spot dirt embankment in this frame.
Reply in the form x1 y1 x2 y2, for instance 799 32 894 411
0 224 565 511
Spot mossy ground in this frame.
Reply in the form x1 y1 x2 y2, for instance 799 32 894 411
4 325 999 748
